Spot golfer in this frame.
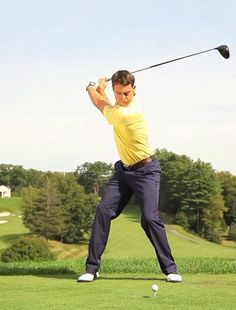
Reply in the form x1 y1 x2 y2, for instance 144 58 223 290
78 70 182 283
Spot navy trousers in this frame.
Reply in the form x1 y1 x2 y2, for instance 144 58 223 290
86 158 177 275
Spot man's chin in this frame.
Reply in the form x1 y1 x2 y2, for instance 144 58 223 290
118 101 130 107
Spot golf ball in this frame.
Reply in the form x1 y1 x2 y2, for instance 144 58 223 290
151 284 159 292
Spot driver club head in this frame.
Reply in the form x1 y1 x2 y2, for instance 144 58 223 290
216 45 230 59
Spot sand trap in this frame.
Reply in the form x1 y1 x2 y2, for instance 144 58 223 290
0 220 8 224
0 212 11 217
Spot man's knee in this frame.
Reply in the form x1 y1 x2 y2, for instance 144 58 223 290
141 213 164 230
96 202 117 220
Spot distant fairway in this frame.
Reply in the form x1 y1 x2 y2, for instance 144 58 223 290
1 198 236 260
104 204 236 260
0 197 23 214
0 198 87 257
0 198 29 249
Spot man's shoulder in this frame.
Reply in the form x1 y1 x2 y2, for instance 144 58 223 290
103 103 123 125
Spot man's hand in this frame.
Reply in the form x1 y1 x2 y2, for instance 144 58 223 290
96 78 108 95
86 77 111 112
86 80 98 91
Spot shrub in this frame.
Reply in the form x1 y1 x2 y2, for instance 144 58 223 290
0 236 55 263
204 229 222 244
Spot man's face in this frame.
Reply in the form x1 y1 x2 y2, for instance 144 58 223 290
113 83 136 106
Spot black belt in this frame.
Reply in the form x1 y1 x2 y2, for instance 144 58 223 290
122 155 156 170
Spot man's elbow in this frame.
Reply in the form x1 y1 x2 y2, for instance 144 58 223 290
93 100 108 113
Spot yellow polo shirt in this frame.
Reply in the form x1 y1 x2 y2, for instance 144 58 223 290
103 97 154 165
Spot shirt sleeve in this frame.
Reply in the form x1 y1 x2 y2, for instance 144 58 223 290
103 105 122 126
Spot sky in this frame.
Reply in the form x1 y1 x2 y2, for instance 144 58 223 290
0 0 235 174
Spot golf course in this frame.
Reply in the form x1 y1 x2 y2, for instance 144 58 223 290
0 198 236 309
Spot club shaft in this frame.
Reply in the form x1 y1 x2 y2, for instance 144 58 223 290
131 48 215 74
105 45 229 81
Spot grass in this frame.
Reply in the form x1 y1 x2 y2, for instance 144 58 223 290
0 197 29 249
48 240 88 259
0 273 236 310
1 198 236 309
104 205 236 259
0 257 236 275
0 197 24 214
1 198 236 260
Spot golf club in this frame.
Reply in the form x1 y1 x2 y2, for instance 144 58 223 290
106 45 230 81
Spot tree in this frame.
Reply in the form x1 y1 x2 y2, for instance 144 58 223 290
202 193 227 243
9 165 29 193
229 223 236 241
156 149 193 214
50 172 99 243
0 164 46 194
217 172 236 227
156 149 227 240
22 173 99 243
63 192 99 243
22 178 66 240
25 168 47 188
180 160 220 234
0 164 11 186
76 161 113 195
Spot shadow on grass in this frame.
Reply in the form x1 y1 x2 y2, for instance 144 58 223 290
0 233 29 244
22 274 166 282
0 267 77 277
32 273 166 281
35 274 77 280
1 274 165 285
100 276 165 281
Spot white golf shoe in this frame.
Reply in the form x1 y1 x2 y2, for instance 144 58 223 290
167 273 182 282
77 272 99 282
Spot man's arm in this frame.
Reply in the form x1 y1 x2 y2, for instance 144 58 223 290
86 78 111 112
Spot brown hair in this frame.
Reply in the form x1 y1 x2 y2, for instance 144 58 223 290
111 70 135 88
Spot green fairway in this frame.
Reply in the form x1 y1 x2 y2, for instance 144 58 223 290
1 199 236 260
104 205 236 259
0 198 29 249
0 273 236 310
0 197 23 214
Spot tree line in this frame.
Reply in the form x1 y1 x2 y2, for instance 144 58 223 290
0 149 236 244
0 162 112 243
156 149 236 243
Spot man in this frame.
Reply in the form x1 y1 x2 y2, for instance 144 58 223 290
78 70 182 283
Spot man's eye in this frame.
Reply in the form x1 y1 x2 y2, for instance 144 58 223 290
116 91 131 96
